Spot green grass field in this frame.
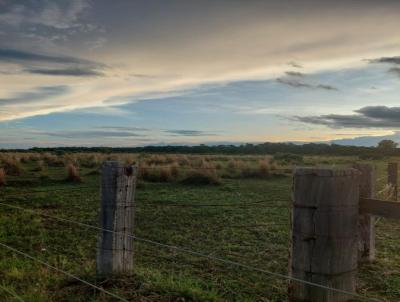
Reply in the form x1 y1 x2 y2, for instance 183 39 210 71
0 154 399 301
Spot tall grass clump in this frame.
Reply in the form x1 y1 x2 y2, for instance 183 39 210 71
2 157 23 176
139 163 176 183
0 168 6 186
33 160 46 172
273 153 303 164
181 168 221 186
66 163 82 183
42 152 64 167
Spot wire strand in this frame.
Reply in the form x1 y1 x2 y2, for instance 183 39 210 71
0 201 379 301
137 199 290 208
0 242 128 302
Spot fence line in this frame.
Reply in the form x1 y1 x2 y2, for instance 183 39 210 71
0 284 25 302
137 200 291 208
0 186 95 196
0 201 379 301
0 242 129 302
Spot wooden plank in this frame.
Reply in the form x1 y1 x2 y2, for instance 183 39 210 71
353 164 375 262
289 168 360 302
97 161 137 276
360 197 400 220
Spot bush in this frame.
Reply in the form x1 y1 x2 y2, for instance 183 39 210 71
66 164 82 183
0 168 6 186
159 167 173 182
170 162 180 178
139 164 175 182
33 160 46 172
358 153 384 160
2 157 23 176
79 154 100 168
241 160 271 178
181 170 221 185
42 153 64 167
273 153 303 164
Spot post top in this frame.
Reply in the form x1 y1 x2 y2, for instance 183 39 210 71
294 167 361 177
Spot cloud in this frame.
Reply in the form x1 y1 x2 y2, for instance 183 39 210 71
285 71 305 77
0 85 70 105
276 78 338 91
295 106 400 129
40 130 145 139
0 48 101 67
369 56 400 65
0 48 105 77
96 126 150 131
288 61 303 68
0 0 91 30
25 67 103 77
389 67 400 77
164 130 217 136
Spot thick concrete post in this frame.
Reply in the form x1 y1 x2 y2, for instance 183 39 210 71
289 168 360 302
97 161 137 275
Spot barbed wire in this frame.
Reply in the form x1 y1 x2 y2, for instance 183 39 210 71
138 166 293 173
0 242 128 302
0 201 380 301
137 199 291 208
0 186 98 198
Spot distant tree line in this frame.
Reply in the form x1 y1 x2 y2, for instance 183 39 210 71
1 139 399 157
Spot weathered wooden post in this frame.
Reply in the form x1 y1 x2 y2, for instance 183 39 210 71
97 161 137 275
289 168 360 302
353 164 375 262
388 162 398 201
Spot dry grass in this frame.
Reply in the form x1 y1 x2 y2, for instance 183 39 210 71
181 169 221 185
66 163 82 183
0 168 5 186
1 157 23 176
33 160 46 172
377 184 397 201
139 163 175 183
42 153 64 167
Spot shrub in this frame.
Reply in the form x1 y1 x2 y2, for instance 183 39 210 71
159 166 173 182
0 168 6 186
66 164 82 183
42 153 64 167
33 160 46 172
79 154 100 168
257 159 270 177
358 153 384 160
181 170 221 185
2 157 22 176
273 153 303 164
170 162 180 178
176 155 190 166
139 164 174 182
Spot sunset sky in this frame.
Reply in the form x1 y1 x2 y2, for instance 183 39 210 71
1 0 400 148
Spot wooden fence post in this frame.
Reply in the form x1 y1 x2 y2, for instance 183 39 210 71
97 161 137 276
388 162 398 201
353 164 375 262
289 168 360 302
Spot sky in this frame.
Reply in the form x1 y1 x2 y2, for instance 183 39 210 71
1 0 400 148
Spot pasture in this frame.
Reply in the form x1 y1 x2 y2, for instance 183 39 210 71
0 152 399 301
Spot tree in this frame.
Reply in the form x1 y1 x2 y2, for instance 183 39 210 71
377 139 398 154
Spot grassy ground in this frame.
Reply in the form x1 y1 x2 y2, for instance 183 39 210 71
0 155 399 301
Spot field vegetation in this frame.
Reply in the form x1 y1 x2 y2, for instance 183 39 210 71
0 152 399 301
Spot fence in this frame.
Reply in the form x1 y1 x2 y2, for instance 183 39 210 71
0 161 399 301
